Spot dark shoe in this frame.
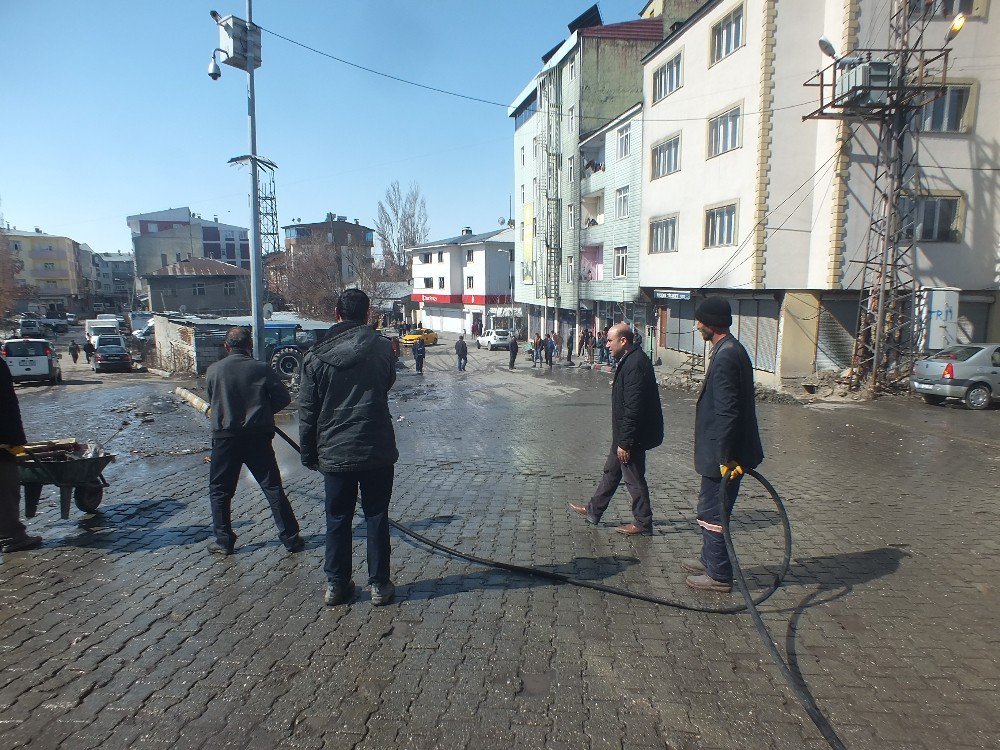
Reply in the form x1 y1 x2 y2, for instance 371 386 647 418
207 541 234 556
681 558 706 575
685 573 732 593
568 503 598 525
1 535 43 553
370 580 396 606
284 536 305 553
324 579 356 606
615 523 651 536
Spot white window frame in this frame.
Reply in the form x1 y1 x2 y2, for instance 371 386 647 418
704 203 738 248
902 193 963 242
566 255 575 284
568 106 575 133
613 246 628 278
649 216 679 253
617 124 631 159
521 146 525 166
919 84 974 133
224 281 237 296
615 187 630 219
652 53 683 103
521 184 525 204
708 106 741 157
438 277 445 289
652 134 681 179
567 203 575 230
711 5 744 65
569 55 576 80
568 155 574 182
466 275 474 289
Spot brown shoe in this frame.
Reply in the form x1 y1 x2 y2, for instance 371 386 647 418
568 503 598 524
615 523 651 536
685 574 732 593
681 558 706 575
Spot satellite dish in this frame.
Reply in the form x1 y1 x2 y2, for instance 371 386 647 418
263 303 274 320
179 304 188 314
499 217 506 226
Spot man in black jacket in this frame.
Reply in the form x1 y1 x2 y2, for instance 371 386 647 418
299 290 399 607
0 358 42 554
508 334 519 369
455 335 468 371
205 327 304 556
569 322 663 535
686 297 764 593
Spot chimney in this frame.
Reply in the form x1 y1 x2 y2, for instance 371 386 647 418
34 227 42 233
213 215 219 223
461 227 472 235
354 218 359 224
326 212 335 222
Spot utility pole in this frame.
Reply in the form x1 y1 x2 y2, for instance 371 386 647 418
804 0 961 395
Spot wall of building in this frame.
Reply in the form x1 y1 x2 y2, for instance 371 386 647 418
147 276 250 314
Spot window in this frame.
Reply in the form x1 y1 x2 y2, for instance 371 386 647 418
192 282 206 296
43 262 55 270
520 222 525 242
910 0 976 17
148 223 158 232
568 155 574 182
652 54 682 102
652 135 681 178
711 5 744 64
708 107 741 156
615 187 629 219
617 125 631 159
533 178 537 198
613 247 628 278
532 217 537 235
466 276 474 289
466 249 474 262
161 253 168 267
437 251 444 262
566 256 575 283
902 195 962 242
175 253 182 262
649 217 679 253
567 203 575 230
224 281 237 296
423 277 433 288
568 106 575 133
421 253 431 264
705 204 737 247
533 137 539 158
438 277 445 289
521 146 525 166
569 55 576 80
224 230 235 240
521 184 525 203
919 85 972 133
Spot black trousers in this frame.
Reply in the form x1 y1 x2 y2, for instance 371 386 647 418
696 474 742 582
508 350 517 369
323 467 394 586
209 433 300 549
0 460 27 543
415 356 424 373
587 444 652 530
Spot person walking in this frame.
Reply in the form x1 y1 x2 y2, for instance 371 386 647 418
412 338 426 374
299 289 399 607
204 327 304 556
544 334 555 368
685 297 764 593
553 331 562 361
455 335 468 372
0 357 42 555
508 334 519 370
570 323 663 535
532 334 543 368
82 340 95 364
68 341 80 364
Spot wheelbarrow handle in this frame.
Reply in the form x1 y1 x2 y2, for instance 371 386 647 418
19 446 64 487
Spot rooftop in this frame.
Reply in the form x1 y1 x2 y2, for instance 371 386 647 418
145 258 249 278
408 227 514 251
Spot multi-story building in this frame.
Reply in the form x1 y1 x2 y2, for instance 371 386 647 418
408 227 514 334
638 0 1000 386
145 258 250 314
127 208 250 301
281 213 375 290
4 228 92 314
91 252 135 312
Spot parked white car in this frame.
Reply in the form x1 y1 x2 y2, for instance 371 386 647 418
1 338 62 384
476 329 511 350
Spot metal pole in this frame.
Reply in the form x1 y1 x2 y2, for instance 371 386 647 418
246 0 265 360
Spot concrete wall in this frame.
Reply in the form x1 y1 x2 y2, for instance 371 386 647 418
147 276 250 314
778 292 821 379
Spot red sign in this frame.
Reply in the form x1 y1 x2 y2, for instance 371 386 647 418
462 294 512 305
412 293 462 303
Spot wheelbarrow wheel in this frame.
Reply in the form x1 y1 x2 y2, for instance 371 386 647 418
23 484 42 518
74 484 104 513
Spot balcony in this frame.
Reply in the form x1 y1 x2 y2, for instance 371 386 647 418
29 248 62 260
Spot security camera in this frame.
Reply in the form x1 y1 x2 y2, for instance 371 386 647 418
208 58 221 80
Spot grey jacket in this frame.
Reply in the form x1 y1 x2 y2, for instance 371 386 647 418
205 351 291 437
298 322 398 472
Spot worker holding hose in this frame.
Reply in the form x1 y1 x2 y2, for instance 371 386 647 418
687 297 764 593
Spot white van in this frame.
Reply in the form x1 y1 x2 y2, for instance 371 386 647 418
85 319 120 343
2 338 62 384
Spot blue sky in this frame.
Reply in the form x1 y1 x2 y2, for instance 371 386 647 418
0 1 641 253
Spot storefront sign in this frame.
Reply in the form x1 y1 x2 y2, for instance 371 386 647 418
653 289 691 301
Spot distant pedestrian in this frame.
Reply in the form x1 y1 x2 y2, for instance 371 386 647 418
570 322 663 536
553 331 562 360
544 334 554 368
532 334 542 368
508 334 519 369
68 341 80 364
82 340 95 364
455 335 468 371
1 357 42 554
204 327 304 556
412 338 426 374
299 289 399 607
566 328 575 362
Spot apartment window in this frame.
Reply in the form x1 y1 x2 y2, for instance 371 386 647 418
437 251 444 262
652 135 681 178
902 195 962 242
43 262 55 270
919 85 972 133
568 106 575 133
161 253 168 267
520 222 525 242
708 106 741 157
567 203 575 230
521 184 525 204
711 5 744 64
533 177 538 198
613 246 628 278
566 256 575 283
223 281 237 296
649 216 679 253
148 223 158 232
12 242 20 252
652 53 682 102
466 249 474 262
910 0 976 17
175 253 182 262
521 146 525 166
224 230 234 240
423 277 433 288
705 204 737 247
569 55 576 80
532 217 537 235
192 282 206 296
615 187 630 219
420 253 430 264
533 137 539 158
568 155 575 181
466 276 474 289
438 277 445 289
617 124 632 160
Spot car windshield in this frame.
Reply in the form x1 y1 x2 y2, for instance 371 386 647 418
4 341 49 357
930 346 982 362
494 330 509 337
90 326 117 336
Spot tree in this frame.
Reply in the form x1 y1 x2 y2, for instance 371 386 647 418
376 181 429 277
0 217 33 320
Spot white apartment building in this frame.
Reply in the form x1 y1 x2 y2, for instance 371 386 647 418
639 0 1000 386
408 228 515 334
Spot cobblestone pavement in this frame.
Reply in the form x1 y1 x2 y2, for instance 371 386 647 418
2 341 999 749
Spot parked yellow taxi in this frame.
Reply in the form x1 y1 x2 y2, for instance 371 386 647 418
401 328 439 346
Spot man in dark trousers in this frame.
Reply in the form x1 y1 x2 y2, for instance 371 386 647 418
412 338 426 374
299 289 399 607
82 339 95 364
205 327 304 556
455 335 468 371
569 322 663 535
0 358 42 554
508 334 519 369
685 297 764 593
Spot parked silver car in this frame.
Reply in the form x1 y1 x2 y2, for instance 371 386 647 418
910 343 1000 410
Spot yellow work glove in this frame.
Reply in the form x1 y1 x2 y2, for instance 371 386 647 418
720 461 743 481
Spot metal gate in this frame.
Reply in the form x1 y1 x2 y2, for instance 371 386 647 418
816 299 858 372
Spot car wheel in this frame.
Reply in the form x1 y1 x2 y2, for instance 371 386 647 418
922 394 946 406
270 348 303 381
964 383 991 410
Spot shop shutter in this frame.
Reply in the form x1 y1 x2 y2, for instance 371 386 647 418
756 299 780 373
816 300 857 372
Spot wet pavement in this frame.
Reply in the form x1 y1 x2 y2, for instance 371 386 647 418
2 338 999 749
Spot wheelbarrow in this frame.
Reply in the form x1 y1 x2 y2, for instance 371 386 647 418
16 441 115 519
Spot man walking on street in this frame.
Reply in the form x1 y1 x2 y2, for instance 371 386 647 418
685 297 763 593
412 338 426 374
0 358 42 555
508 334 519 369
569 323 663 535
299 289 399 607
205 327 304 556
544 334 554 368
553 331 562 361
455 335 468 372
68 341 80 364
82 339 95 364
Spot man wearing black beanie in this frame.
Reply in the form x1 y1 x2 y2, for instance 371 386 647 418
685 296 763 593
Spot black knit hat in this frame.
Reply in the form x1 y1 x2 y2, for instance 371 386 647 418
695 296 732 328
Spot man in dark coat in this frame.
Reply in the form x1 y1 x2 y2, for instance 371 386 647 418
82 340 95 363
205 327 304 556
455 335 468 371
685 297 764 593
508 334 519 369
0 358 42 554
412 338 426 374
299 289 399 607
569 322 663 535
